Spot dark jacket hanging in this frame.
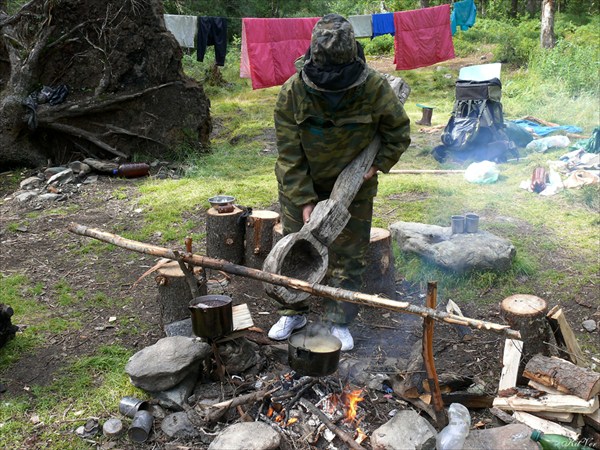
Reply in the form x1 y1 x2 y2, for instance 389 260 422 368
197 16 228 66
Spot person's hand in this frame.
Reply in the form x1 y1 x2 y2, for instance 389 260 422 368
302 203 315 223
363 165 380 181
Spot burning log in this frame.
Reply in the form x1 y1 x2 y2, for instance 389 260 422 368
299 397 365 450
67 223 521 338
194 387 278 423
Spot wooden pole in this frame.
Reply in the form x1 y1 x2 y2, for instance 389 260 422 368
67 223 520 339
422 282 447 428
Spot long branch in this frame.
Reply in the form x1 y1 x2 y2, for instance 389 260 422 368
36 82 177 120
43 123 127 158
67 223 521 339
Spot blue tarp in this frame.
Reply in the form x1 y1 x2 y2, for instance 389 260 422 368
511 119 583 137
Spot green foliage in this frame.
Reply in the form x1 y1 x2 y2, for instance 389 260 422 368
362 35 394 56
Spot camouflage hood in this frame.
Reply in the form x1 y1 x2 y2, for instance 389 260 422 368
301 14 369 92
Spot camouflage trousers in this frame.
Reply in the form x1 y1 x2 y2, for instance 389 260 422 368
276 193 373 325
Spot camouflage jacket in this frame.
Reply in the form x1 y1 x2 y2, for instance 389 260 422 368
274 67 411 206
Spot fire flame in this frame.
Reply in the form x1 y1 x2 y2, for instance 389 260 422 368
287 417 298 426
343 388 364 422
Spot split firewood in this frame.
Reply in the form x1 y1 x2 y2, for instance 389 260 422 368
523 354 600 400
512 411 581 441
299 397 365 450
194 387 278 423
546 306 586 366
498 387 546 399
584 408 600 432
489 407 517 424
440 392 494 408
493 392 599 414
445 299 473 342
498 339 524 391
66 223 521 338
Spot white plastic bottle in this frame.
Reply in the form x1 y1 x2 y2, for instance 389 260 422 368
436 403 471 450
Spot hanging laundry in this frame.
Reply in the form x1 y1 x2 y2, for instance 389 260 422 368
348 15 373 38
197 17 228 66
163 15 197 49
240 20 251 79
451 0 477 35
393 4 455 70
372 12 395 37
241 17 320 90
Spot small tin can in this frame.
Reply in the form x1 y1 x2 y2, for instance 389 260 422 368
465 213 479 233
451 215 465 234
128 410 153 443
119 396 149 418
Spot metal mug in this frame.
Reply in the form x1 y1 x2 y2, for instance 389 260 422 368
451 215 465 234
465 213 479 233
128 410 153 443
119 396 149 418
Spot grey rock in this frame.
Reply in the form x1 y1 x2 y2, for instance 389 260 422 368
164 318 194 337
464 424 537 450
160 412 200 439
15 191 38 202
69 161 91 175
208 422 281 450
218 337 260 374
150 367 200 410
44 166 68 179
390 221 516 273
83 158 119 173
47 168 74 186
38 193 63 201
582 319 597 332
125 336 211 391
83 175 98 184
102 418 124 438
370 409 437 450
20 176 44 190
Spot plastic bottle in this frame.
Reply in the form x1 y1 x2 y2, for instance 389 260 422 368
112 163 150 178
436 403 471 450
530 430 595 450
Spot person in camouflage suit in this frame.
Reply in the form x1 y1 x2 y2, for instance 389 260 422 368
268 14 411 350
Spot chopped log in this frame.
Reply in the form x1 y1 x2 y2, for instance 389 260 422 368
244 210 280 269
584 408 600 432
363 227 396 298
546 306 586 366
206 206 245 265
523 355 600 401
498 339 524 391
445 300 473 342
0 304 18 348
512 411 581 441
531 410 574 423
489 407 518 424
422 282 448 427
440 392 494 408
501 294 551 382
66 223 522 338
299 398 365 450
272 222 284 246
155 261 206 327
492 393 599 414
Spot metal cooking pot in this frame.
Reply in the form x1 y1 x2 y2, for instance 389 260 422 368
189 295 233 340
288 331 342 377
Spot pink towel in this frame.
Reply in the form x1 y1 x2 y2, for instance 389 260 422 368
393 5 455 70
241 17 320 89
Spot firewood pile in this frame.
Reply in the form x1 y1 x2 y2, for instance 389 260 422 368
491 302 600 445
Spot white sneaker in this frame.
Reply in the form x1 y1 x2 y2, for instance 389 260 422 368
268 315 307 340
331 325 354 351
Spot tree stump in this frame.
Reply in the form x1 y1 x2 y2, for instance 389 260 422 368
155 261 206 328
363 227 396 298
206 206 245 264
501 294 551 384
0 304 18 348
244 210 280 269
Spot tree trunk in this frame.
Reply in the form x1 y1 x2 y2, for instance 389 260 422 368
541 0 556 49
420 0 430 7
0 0 211 169
510 0 520 17
527 0 541 16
